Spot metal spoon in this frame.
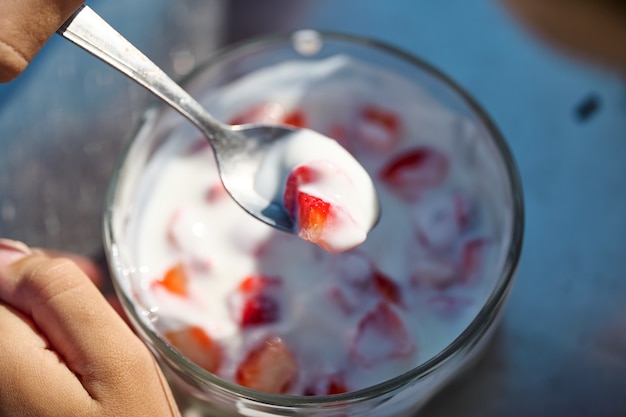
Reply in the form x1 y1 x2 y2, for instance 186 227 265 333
57 5 307 232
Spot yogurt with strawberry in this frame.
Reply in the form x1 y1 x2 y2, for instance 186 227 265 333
254 129 379 253
124 55 502 396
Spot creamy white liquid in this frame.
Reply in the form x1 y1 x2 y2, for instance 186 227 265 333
125 55 502 394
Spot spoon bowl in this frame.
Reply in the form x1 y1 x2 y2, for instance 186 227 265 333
58 5 373 234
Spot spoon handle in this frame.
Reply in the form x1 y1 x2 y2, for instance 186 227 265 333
57 5 223 139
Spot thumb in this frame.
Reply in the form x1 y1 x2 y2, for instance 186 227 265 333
0 0 84 82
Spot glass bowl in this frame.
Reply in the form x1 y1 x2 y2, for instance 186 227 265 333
104 30 524 417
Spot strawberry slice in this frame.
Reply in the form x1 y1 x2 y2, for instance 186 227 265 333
296 192 332 245
231 275 283 328
236 336 297 394
356 105 401 151
327 251 404 312
379 147 449 200
238 274 282 293
373 271 403 306
205 181 228 202
303 372 349 396
281 110 307 128
153 263 188 296
283 165 319 217
164 326 222 373
351 302 416 368
241 294 280 327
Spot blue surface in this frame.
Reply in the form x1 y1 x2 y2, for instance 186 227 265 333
1 0 626 415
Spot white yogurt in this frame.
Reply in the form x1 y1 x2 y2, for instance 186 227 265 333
124 55 500 395
254 128 379 253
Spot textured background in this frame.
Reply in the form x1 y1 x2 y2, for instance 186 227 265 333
1 1 626 415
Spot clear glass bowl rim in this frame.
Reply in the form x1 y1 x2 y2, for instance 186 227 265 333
104 29 525 408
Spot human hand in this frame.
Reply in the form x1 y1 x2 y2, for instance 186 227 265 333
0 0 84 82
500 0 626 73
0 239 181 417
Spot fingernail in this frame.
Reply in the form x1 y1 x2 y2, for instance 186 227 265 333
0 239 33 267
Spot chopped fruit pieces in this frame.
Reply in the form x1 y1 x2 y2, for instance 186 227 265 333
236 336 297 394
144 76 498 394
205 182 228 202
304 373 349 396
238 274 282 293
356 105 401 151
351 303 416 368
164 326 222 373
327 251 404 313
282 110 307 128
379 147 449 199
281 155 372 254
231 275 283 328
373 271 403 306
297 192 332 244
283 165 319 216
241 294 280 327
153 263 188 296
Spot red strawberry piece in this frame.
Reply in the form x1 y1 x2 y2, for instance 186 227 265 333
164 326 222 373
236 336 298 394
373 271 403 306
303 372 349 396
356 105 402 151
379 147 449 200
241 294 280 327
327 251 405 311
459 238 490 284
153 263 188 296
232 275 283 328
283 165 319 217
351 302 416 368
296 192 332 245
238 274 282 293
205 181 229 202
281 109 307 128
